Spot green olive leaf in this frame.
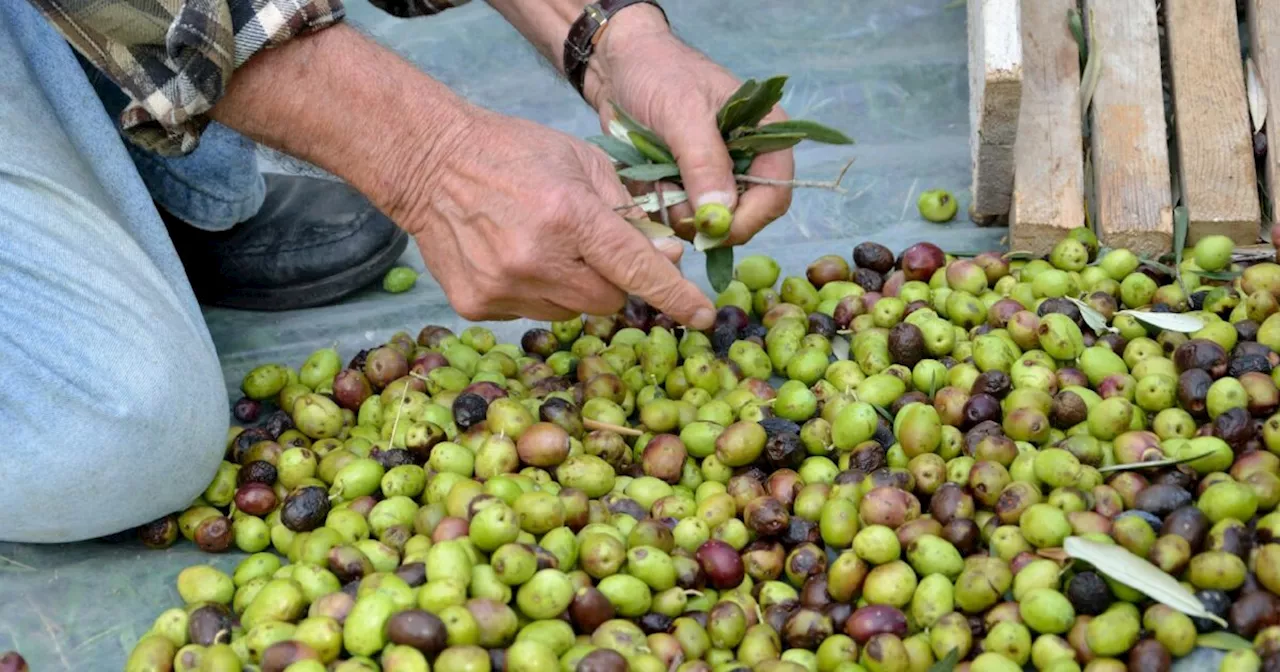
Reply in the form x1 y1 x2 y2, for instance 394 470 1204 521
1173 206 1189 267
716 79 761 135
1196 631 1255 651
1079 11 1101 118
706 247 735 294
1068 7 1086 67
1193 269 1243 281
718 75 788 135
927 648 959 672
732 156 754 174
617 163 682 182
629 132 676 164
726 132 807 154
755 120 854 145
611 102 672 156
589 135 649 167
1138 257 1178 276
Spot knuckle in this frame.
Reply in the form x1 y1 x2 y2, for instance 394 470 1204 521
453 294 489 322
452 280 504 321
611 250 650 290
502 243 541 279
646 281 685 315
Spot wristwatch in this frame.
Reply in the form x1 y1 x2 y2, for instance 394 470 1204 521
563 0 668 99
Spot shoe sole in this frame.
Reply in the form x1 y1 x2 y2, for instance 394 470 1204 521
196 229 412 312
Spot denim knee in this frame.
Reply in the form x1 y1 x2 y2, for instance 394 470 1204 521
0 337 229 543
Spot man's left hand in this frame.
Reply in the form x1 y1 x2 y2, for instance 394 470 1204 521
585 6 795 246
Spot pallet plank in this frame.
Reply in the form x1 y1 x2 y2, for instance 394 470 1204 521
1083 0 1173 257
1009 0 1085 255
1165 0 1260 245
967 0 1023 222
1247 0 1280 226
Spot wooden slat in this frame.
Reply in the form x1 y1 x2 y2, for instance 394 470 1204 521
1083 0 1173 257
1247 0 1280 226
967 0 1023 221
1009 0 1085 255
1165 0 1261 245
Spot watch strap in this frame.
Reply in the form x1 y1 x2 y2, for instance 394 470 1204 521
563 0 667 99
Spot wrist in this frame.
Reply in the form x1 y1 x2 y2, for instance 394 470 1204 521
580 3 671 110
377 92 477 230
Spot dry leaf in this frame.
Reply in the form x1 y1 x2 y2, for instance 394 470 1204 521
1196 631 1254 651
609 120 635 147
627 218 676 240
694 231 731 252
1118 310 1205 333
1063 536 1228 627
632 190 688 214
1066 297 1116 335
1036 548 1070 563
1248 57 1268 132
832 336 850 361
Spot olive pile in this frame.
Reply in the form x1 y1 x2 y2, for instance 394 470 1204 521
97 228 1280 672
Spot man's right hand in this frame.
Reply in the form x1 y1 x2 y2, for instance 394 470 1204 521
392 107 716 329
209 24 714 329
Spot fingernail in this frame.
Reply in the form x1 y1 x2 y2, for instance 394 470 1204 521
692 308 715 330
653 237 682 254
695 191 734 208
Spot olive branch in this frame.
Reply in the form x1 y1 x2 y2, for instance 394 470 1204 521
588 75 856 294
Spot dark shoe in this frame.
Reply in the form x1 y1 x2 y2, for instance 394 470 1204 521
163 173 411 311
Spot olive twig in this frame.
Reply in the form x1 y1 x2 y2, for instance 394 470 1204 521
0 554 35 571
385 378 412 456
609 158 857 214
656 183 671 230
733 157 856 193
582 418 644 437
1232 245 1278 263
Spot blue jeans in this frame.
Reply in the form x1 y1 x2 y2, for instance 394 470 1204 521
0 0 246 542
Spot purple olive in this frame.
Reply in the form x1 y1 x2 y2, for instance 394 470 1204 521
232 397 261 423
695 539 745 590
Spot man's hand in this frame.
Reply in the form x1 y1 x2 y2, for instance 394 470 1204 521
210 24 716 330
586 8 796 245
396 107 717 328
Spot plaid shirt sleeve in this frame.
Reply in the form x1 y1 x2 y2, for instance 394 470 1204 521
28 0 472 157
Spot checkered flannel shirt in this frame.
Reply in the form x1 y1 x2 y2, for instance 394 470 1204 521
27 0 471 157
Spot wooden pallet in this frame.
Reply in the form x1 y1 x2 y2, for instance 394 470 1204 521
967 0 1272 257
